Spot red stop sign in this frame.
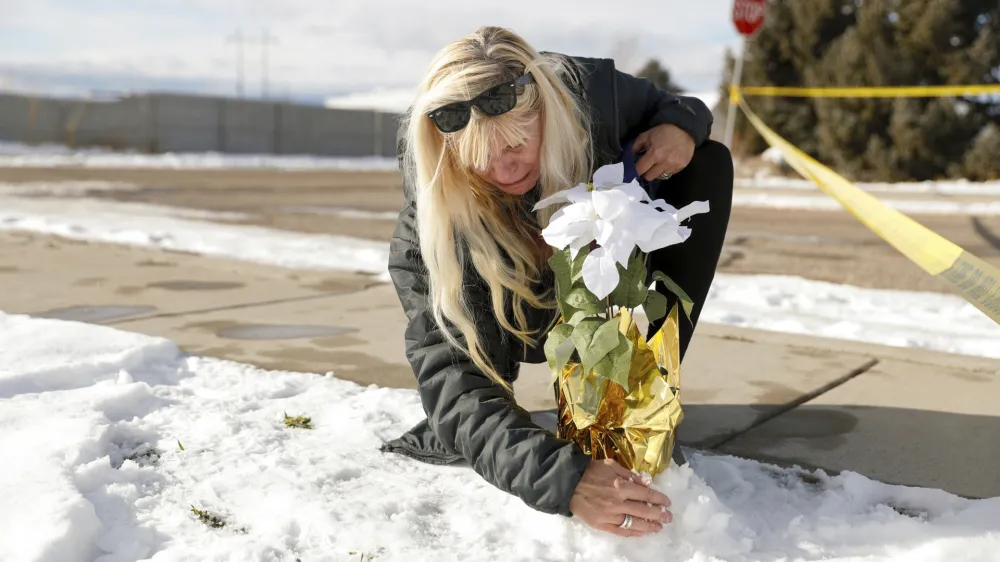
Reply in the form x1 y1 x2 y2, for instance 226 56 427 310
733 0 767 36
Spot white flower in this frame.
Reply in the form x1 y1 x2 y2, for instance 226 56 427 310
534 163 709 300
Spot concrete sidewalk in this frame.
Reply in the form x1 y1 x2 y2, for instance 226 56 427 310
2 229 999 499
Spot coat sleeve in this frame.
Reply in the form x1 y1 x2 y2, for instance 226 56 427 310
614 69 714 148
387 203 592 516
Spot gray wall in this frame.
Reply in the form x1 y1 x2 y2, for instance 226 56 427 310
0 90 401 157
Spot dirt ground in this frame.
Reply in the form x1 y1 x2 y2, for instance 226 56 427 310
3 166 999 294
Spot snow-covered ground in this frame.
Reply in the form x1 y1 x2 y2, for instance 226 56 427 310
733 176 1000 214
0 141 398 171
736 177 1000 196
321 88 721 115
277 204 401 221
1 182 997 359
702 274 1000 359
731 193 1000 215
324 87 417 113
2 310 998 562
0 184 391 279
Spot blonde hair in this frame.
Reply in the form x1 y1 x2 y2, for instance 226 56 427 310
400 26 592 387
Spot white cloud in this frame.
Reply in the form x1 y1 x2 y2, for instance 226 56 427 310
0 0 740 101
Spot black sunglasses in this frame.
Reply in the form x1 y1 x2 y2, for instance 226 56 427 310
427 73 536 133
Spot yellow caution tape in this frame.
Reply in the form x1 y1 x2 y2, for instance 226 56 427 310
738 99 1000 325
739 84 1000 98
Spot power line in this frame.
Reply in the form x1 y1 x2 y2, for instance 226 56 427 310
259 28 279 100
225 29 245 99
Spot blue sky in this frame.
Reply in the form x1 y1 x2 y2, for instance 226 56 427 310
0 0 742 104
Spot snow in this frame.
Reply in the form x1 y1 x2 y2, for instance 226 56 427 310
736 177 1000 196
702 274 1000 359
0 180 141 197
1 310 998 562
731 193 1000 215
0 189 391 279
277 204 400 221
761 146 785 167
684 91 721 111
320 88 718 115
324 87 416 113
0 141 398 171
2 184 997 359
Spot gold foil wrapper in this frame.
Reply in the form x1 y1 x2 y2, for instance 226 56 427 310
555 304 682 475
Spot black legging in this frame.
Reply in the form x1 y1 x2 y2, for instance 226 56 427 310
643 140 734 361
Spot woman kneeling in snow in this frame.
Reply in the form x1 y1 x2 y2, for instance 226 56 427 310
381 26 733 537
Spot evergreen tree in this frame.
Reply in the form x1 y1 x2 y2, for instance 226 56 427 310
636 59 684 94
724 0 999 180
955 123 1000 181
813 0 999 180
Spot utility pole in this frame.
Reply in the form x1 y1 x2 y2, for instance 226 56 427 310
726 0 767 149
723 38 746 150
226 29 246 99
259 29 279 99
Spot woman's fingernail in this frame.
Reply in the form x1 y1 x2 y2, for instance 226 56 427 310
661 510 673 523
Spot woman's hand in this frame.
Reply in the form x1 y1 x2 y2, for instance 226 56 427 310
569 458 673 538
633 124 696 181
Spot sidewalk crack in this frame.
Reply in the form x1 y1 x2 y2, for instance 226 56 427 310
706 357 880 450
105 282 381 326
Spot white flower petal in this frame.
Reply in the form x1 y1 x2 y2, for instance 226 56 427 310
677 200 711 222
636 221 688 253
565 185 595 203
544 202 596 246
618 204 674 244
595 219 615 246
648 198 679 213
602 229 636 266
533 185 591 211
543 219 595 250
618 180 650 203
591 163 625 189
553 200 597 224
569 233 595 258
582 246 620 300
591 189 630 221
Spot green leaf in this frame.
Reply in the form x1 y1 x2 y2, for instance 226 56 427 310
548 248 573 294
548 248 581 320
652 271 696 326
592 332 633 391
177 439 184 451
572 318 621 375
564 286 603 315
610 333 634 390
544 324 576 384
566 309 594 326
570 246 591 284
550 247 602 321
610 252 648 308
643 290 668 322
591 353 614 385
